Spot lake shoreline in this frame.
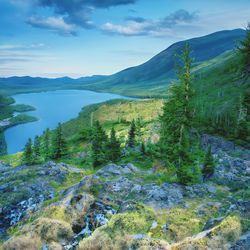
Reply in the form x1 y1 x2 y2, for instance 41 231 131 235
4 89 132 154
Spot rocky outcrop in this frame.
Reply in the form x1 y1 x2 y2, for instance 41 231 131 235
1 135 250 249
230 231 250 250
0 161 83 239
201 134 250 159
96 164 184 209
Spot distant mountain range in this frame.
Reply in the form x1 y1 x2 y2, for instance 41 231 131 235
0 29 246 96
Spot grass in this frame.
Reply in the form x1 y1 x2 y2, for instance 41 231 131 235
0 152 23 166
152 208 203 242
62 99 163 139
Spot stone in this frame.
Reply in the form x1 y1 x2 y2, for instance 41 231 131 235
150 221 158 230
144 183 183 209
96 164 123 176
207 185 217 193
203 217 224 230
230 231 250 250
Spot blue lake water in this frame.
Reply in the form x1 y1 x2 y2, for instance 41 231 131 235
5 90 129 154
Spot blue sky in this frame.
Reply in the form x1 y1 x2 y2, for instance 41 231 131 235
0 0 249 78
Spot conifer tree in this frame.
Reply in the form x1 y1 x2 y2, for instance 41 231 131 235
128 119 136 148
160 44 199 184
136 118 143 141
23 138 33 165
202 145 215 180
107 127 121 162
141 142 146 155
52 123 68 159
42 128 51 161
236 94 250 142
92 121 107 167
33 135 41 163
239 23 250 78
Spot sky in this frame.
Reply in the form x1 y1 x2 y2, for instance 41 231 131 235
0 0 250 78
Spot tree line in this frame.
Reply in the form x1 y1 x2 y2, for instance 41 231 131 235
22 123 68 165
22 24 250 185
91 119 145 167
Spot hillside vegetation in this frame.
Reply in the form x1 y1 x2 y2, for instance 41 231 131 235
0 28 250 250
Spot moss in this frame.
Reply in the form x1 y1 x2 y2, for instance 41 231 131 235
42 205 71 222
3 235 43 250
27 217 73 242
78 205 155 249
107 211 152 235
212 215 242 242
171 215 242 249
152 208 203 242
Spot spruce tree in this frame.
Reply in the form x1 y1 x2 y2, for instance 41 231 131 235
239 23 250 78
52 123 68 159
33 136 41 163
140 142 146 155
23 138 33 165
236 94 250 142
42 128 51 161
128 119 136 148
160 44 198 184
136 118 143 141
202 145 215 180
92 121 107 167
107 127 121 162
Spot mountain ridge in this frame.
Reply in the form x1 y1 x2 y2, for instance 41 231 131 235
0 29 246 96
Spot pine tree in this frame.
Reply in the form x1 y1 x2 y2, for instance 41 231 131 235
159 44 199 185
238 23 250 78
140 142 146 155
52 123 68 159
128 119 136 148
136 118 143 140
107 127 121 162
236 94 250 142
42 128 51 161
33 136 41 163
92 121 107 167
23 138 33 165
202 145 215 180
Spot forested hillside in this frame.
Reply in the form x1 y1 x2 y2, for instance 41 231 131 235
0 26 250 250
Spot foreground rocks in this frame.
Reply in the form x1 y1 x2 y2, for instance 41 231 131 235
0 161 83 239
1 135 250 250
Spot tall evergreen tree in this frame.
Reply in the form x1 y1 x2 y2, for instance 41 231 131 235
136 118 143 141
23 138 33 165
107 127 121 162
235 93 250 143
33 135 41 163
202 145 215 180
160 44 198 184
42 128 51 161
52 123 68 159
140 142 146 155
238 23 250 78
128 119 136 148
92 121 107 167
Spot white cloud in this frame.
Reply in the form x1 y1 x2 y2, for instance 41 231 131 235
27 16 77 36
0 43 46 50
101 9 198 37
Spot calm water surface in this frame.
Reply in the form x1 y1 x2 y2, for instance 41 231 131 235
5 90 129 154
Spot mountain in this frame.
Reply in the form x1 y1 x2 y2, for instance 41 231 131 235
0 29 246 96
0 75 108 94
77 29 246 96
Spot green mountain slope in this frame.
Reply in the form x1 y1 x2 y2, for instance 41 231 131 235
0 29 246 97
76 29 246 96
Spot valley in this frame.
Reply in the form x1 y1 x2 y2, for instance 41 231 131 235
0 26 249 250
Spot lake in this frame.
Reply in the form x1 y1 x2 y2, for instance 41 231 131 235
5 90 130 154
